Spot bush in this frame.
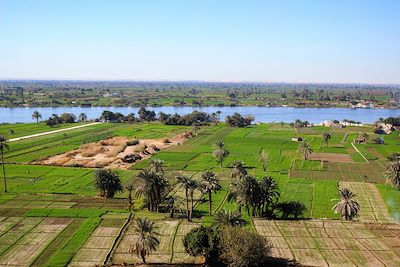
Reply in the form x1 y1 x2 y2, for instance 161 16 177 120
218 226 271 267
183 226 218 264
183 225 273 267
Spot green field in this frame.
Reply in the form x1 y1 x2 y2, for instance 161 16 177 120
0 122 399 266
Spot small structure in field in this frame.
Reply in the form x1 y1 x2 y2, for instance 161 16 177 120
376 123 393 134
292 137 303 142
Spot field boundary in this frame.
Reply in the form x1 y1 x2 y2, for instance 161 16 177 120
8 122 102 142
104 212 133 266
351 142 369 163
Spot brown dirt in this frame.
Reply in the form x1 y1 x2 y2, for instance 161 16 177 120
308 152 353 163
35 132 192 169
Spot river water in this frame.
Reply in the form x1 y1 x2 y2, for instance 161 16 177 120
0 106 399 124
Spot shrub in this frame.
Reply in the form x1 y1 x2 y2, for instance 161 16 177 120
218 226 271 267
183 226 218 264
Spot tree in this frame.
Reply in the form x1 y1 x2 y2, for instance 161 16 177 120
258 149 268 171
218 226 271 267
136 170 169 212
32 111 42 124
385 153 400 190
258 176 280 217
60 113 76 123
200 170 222 215
93 169 123 198
214 210 245 227
0 136 9 193
130 217 160 264
228 175 260 216
78 113 87 122
212 140 229 167
149 158 164 174
177 175 198 221
297 140 313 160
183 226 218 265
230 161 247 180
125 183 135 211
322 132 331 147
332 188 360 220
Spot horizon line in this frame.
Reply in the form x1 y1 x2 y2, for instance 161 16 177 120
1 78 399 87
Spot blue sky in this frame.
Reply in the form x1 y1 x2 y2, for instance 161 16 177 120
0 0 399 84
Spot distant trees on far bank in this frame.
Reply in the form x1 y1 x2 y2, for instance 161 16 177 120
39 108 256 128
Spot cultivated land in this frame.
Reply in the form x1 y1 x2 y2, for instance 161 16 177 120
0 121 399 266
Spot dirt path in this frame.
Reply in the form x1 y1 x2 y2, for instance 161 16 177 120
8 122 102 142
351 142 370 163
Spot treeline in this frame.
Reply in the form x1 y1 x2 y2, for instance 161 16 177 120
98 108 254 127
45 113 87 127
379 116 400 126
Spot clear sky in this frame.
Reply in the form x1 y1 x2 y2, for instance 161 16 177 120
0 0 399 84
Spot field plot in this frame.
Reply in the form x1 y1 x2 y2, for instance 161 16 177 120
69 215 128 266
0 217 71 266
339 182 392 223
111 220 203 265
290 161 385 183
254 219 400 267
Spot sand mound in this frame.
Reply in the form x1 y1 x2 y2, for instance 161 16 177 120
35 132 194 169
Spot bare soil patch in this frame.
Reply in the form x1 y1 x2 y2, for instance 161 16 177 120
35 132 193 169
309 152 353 163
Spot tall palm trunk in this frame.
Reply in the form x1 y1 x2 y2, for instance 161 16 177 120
190 191 194 221
1 150 6 193
141 250 146 264
185 188 190 221
208 191 212 215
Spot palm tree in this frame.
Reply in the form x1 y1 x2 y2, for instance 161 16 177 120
125 183 135 211
176 175 198 221
228 175 260 216
258 176 280 217
149 158 164 174
0 136 9 193
258 149 268 171
298 140 313 160
212 140 229 167
130 217 160 264
333 188 360 220
200 170 222 215
188 179 198 220
322 132 331 147
136 170 169 212
214 210 245 226
78 113 87 122
32 111 42 124
385 153 400 190
230 161 247 180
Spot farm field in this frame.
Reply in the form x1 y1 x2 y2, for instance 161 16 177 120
0 122 399 266
254 219 400 267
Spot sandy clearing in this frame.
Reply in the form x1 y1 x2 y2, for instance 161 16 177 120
309 152 354 163
36 131 193 169
8 122 102 142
